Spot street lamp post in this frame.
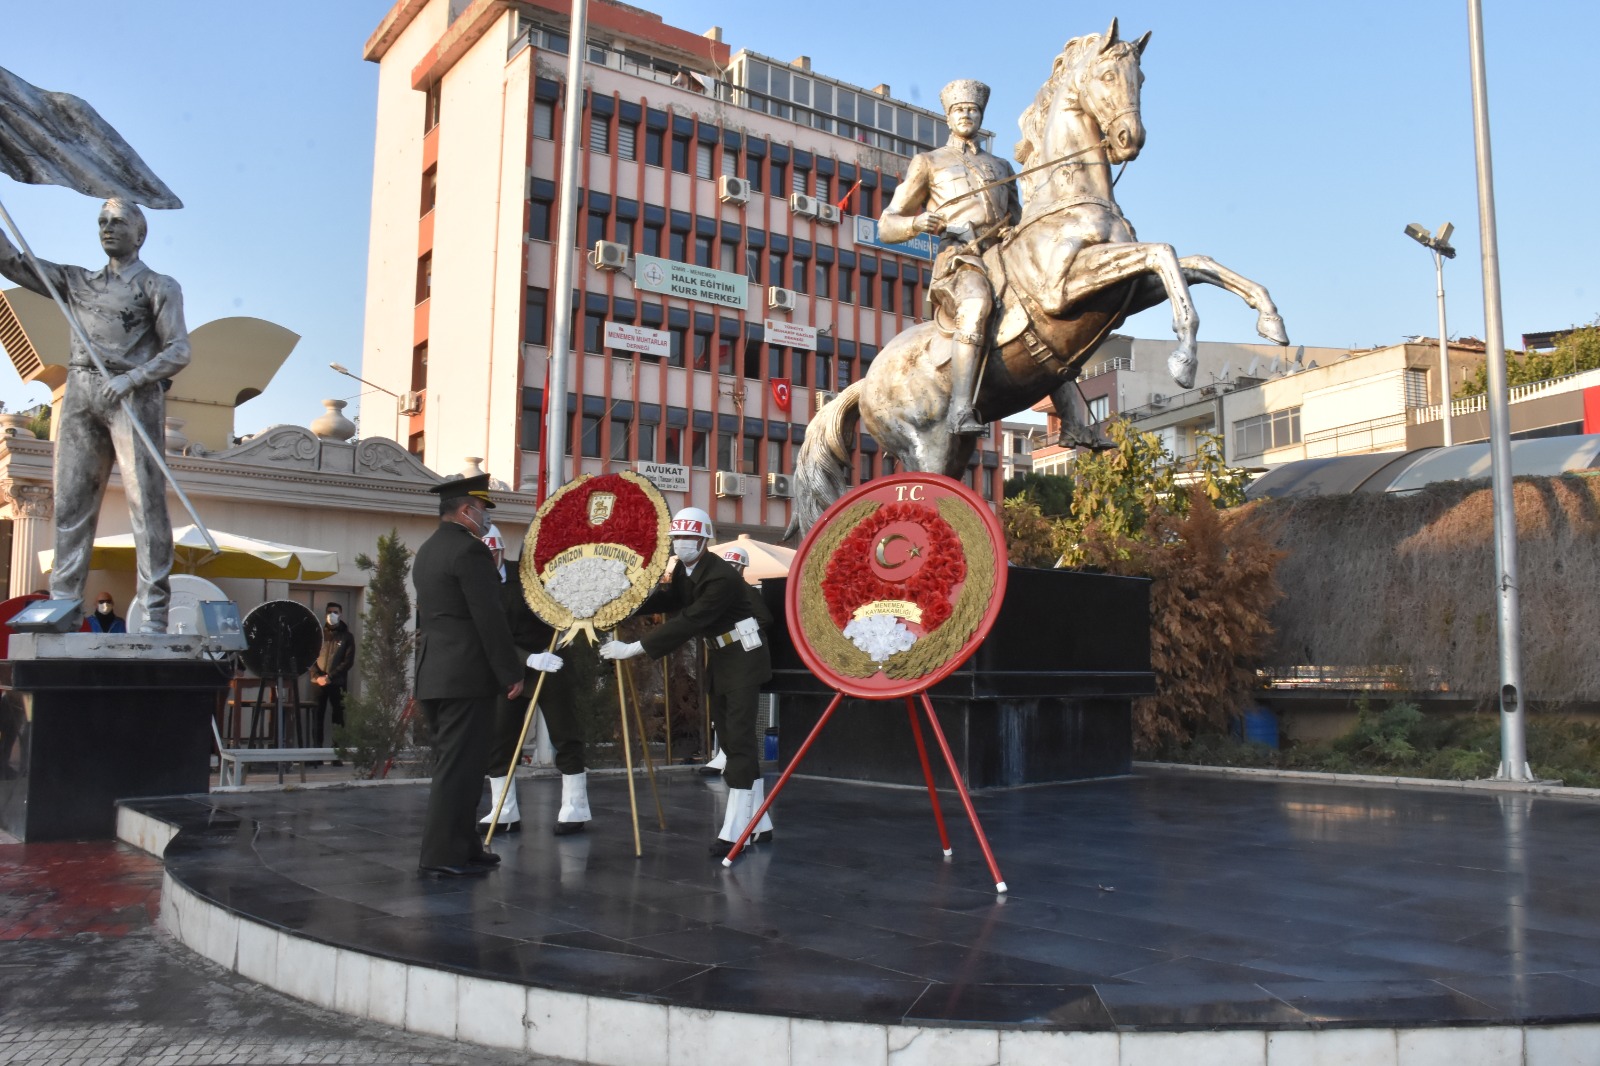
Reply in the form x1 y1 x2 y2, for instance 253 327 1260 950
330 362 401 442
1402 222 1457 447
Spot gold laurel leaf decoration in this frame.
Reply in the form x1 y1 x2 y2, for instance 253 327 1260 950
797 499 881 677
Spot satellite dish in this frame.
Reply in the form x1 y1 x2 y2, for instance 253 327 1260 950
128 574 228 635
241 600 322 679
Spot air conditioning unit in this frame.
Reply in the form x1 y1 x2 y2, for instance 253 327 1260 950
718 175 750 206
815 202 840 226
589 240 629 271
715 470 750 497
789 193 820 219
1149 393 1168 408
767 286 798 312
766 472 795 498
814 389 838 414
399 391 424 416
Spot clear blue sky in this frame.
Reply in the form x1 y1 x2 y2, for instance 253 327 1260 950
3 0 1594 436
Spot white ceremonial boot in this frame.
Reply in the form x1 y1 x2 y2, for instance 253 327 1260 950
749 778 774 844
710 787 755 858
555 771 591 836
480 774 521 833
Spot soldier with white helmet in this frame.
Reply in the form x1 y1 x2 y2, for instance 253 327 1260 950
601 507 774 857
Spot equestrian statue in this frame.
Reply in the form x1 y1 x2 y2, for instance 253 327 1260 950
788 20 1290 534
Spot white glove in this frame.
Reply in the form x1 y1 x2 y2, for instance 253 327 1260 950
526 651 564 672
599 640 644 661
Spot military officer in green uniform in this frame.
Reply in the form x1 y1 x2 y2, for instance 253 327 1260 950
414 474 525 877
600 507 772 857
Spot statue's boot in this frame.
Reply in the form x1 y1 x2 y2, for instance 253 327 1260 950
947 340 988 435
555 771 591 835
480 773 521 833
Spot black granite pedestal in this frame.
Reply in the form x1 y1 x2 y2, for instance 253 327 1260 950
766 567 1154 790
0 658 225 841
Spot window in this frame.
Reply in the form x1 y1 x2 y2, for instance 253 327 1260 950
903 278 917 315
768 346 784 379
587 210 608 249
410 341 428 391
415 252 431 304
718 336 736 375
609 417 630 461
793 348 807 386
769 158 787 194
425 82 442 132
859 452 873 483
717 433 736 471
696 142 714 180
637 424 655 461
719 242 737 274
744 153 763 193
1233 407 1302 457
693 330 713 371
663 427 683 464
839 269 854 304
791 168 809 196
814 173 831 201
420 166 437 216
815 353 831 390
533 99 554 139
527 192 553 241
642 222 662 257
1404 368 1429 408
644 127 665 166
617 121 637 160
694 234 714 268
743 436 759 474
580 414 601 458
669 229 688 263
588 114 610 153
583 311 606 354
814 261 830 299
744 339 762 379
722 148 739 178
860 271 874 309
671 134 692 173
881 275 896 313
524 287 548 345
791 257 807 294
1087 395 1110 423
667 328 686 368
767 439 783 473
612 217 634 252
691 430 709 468
768 252 784 287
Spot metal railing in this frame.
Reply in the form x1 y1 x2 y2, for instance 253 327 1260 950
1409 366 1600 425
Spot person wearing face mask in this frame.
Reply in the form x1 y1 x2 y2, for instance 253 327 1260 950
309 601 356 748
600 508 773 857
412 474 525 878
477 523 586 837
87 592 127 634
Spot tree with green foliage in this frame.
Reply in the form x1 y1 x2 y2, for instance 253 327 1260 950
1002 495 1058 567
1053 419 1278 748
334 530 418 777
1456 316 1600 397
1002 471 1074 516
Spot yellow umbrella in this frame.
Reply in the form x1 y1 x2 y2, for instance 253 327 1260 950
708 533 795 585
38 524 339 580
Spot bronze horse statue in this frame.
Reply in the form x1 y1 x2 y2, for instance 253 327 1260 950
789 20 1290 534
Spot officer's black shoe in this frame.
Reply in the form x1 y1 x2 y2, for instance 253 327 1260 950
419 864 489 878
467 851 501 867
552 821 586 836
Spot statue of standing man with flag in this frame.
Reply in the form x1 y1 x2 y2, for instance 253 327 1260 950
0 65 208 632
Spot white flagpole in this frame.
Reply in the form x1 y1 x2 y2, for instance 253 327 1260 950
0 193 219 561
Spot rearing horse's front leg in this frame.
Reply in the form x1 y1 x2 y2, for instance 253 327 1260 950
1071 242 1199 388
1178 256 1289 347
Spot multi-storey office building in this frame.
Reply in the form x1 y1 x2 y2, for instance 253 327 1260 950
361 0 1005 539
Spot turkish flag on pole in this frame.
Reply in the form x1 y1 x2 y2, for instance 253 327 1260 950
770 377 792 412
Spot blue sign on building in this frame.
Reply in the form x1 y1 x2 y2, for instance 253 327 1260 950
850 216 937 262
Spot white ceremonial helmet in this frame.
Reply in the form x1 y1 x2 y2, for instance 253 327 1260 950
669 506 714 542
481 523 505 554
721 546 750 570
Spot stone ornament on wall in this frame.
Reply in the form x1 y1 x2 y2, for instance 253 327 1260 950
0 480 54 519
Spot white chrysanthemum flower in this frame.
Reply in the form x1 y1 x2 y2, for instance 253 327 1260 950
843 613 918 662
546 556 630 618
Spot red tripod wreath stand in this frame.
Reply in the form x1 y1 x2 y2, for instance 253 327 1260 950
721 473 1011 892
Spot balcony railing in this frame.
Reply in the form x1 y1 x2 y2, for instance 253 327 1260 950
1409 366 1600 425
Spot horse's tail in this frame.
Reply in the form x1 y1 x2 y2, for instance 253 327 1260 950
785 380 866 540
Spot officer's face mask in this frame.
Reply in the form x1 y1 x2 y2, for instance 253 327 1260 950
96 601 113 615
672 537 704 565
326 612 340 626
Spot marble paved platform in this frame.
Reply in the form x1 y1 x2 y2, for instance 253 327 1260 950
123 768 1600 1048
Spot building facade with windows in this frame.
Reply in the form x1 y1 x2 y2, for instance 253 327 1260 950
360 0 1006 540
